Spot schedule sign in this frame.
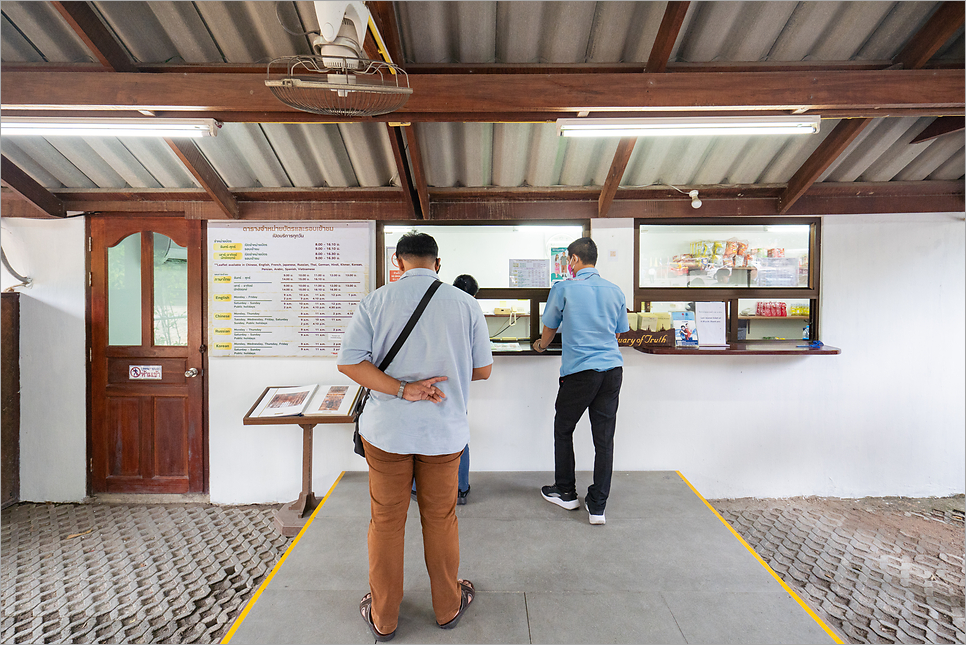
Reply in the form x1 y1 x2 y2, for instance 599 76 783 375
208 221 371 357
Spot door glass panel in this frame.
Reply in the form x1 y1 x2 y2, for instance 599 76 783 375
153 233 188 346
108 233 142 346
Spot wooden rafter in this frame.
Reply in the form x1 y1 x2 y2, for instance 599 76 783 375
894 1 965 71
368 2 405 65
365 3 429 219
51 2 136 72
1 155 66 218
776 4 964 215
402 125 431 219
3 69 961 120
646 2 691 73
164 140 238 219
598 139 637 218
911 116 966 144
777 119 871 214
386 126 417 218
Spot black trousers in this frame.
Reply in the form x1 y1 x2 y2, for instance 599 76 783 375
553 366 623 513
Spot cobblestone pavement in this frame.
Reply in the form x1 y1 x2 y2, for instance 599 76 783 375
1 496 963 644
711 496 965 644
0 503 290 644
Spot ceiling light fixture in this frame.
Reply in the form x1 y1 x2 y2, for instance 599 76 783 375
556 116 821 138
0 117 220 138
689 190 702 209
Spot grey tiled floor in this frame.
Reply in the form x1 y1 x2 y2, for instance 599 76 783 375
226 471 837 644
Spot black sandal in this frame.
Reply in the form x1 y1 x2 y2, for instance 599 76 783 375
360 593 396 642
437 579 475 629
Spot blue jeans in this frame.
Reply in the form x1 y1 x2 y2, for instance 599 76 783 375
414 445 469 494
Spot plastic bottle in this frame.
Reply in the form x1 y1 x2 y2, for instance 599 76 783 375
802 324 810 340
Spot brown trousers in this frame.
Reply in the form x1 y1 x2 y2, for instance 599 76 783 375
363 439 463 633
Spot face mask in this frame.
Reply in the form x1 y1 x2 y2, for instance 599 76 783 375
567 260 576 277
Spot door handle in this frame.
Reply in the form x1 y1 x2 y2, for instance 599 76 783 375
185 368 201 378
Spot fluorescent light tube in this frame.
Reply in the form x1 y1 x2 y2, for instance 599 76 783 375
0 117 220 138
556 116 821 138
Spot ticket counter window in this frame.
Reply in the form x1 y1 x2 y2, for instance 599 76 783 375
639 224 811 289
737 298 812 341
383 224 584 288
479 299 530 341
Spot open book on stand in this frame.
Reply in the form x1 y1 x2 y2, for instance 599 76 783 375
251 384 363 418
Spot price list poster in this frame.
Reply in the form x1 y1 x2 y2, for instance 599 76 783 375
207 221 372 357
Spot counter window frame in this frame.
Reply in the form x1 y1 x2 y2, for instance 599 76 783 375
376 220 591 352
633 217 822 343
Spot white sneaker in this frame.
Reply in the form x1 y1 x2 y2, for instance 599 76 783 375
585 501 605 525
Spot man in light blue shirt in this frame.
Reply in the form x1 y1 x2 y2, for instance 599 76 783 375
532 237 629 526
338 233 492 640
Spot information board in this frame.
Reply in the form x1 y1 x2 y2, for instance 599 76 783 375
208 221 372 357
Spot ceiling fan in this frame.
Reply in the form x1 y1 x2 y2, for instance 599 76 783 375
265 1 412 118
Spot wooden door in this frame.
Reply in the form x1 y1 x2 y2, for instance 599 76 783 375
90 216 205 494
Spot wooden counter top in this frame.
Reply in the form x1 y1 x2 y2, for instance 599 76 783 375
638 340 840 355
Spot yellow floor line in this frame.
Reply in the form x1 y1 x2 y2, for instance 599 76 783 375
676 471 844 645
221 471 346 644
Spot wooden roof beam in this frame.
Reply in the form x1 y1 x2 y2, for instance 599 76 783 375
4 69 961 119
911 115 965 143
894 1 965 71
1 155 66 218
645 2 691 73
51 2 137 73
598 138 637 218
164 140 238 219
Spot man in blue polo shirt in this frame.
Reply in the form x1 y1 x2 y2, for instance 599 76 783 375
532 237 629 526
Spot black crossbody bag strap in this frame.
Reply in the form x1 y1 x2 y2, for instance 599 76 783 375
377 279 443 371
353 279 442 457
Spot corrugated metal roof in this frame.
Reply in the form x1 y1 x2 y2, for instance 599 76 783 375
0 135 199 188
414 117 963 189
0 1 95 63
0 122 399 190
91 1 319 64
0 2 961 194
395 1 947 65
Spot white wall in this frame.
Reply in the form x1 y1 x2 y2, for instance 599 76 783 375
6 213 964 503
1 217 87 502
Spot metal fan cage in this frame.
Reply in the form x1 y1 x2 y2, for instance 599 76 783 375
265 56 413 117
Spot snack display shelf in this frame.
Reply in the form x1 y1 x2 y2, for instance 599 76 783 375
738 315 810 320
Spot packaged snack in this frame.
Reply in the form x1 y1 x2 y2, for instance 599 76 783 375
725 238 739 255
768 248 785 258
713 241 725 256
736 240 749 256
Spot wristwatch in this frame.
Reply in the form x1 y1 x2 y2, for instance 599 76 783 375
396 381 407 399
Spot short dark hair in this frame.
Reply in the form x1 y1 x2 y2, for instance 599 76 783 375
453 274 479 296
567 237 597 265
396 232 438 261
